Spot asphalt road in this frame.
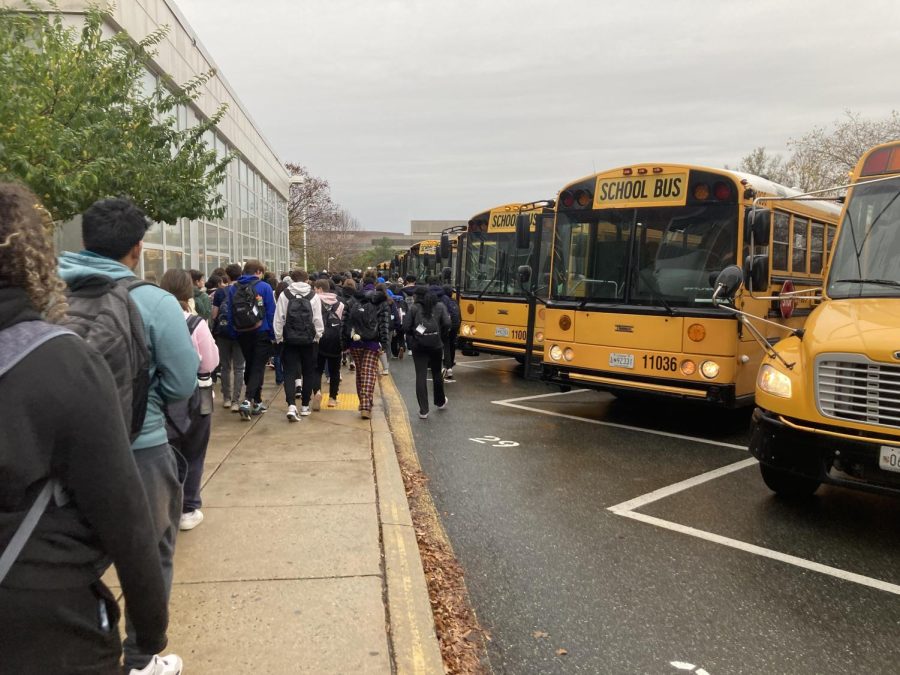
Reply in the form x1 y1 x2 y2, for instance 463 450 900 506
388 353 900 674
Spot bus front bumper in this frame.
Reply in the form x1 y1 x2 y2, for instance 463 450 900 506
750 407 900 497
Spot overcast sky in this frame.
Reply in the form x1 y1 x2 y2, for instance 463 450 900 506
175 0 899 233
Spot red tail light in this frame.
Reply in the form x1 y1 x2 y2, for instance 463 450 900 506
623 168 633 176
713 181 732 200
861 147 894 176
560 190 575 208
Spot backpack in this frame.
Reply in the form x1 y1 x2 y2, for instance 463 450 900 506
350 300 381 342
213 289 231 337
442 295 461 329
319 300 344 356
282 288 317 346
412 305 443 350
164 315 208 439
63 275 151 442
231 279 262 332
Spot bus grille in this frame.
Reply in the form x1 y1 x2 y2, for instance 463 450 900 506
816 356 900 428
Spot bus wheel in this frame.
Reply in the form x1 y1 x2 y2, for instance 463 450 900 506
759 463 820 498
514 355 526 364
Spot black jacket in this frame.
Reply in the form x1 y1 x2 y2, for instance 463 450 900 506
0 287 168 654
343 290 391 347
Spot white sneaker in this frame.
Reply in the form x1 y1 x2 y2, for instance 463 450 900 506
312 391 322 411
222 397 232 408
129 654 183 675
419 411 428 419
437 397 449 410
286 405 299 422
179 510 204 531
300 405 312 416
230 401 240 413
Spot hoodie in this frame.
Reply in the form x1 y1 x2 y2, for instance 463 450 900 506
273 280 324 343
317 291 344 319
228 274 277 340
58 251 200 451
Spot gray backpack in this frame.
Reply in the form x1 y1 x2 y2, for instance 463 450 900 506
63 275 151 442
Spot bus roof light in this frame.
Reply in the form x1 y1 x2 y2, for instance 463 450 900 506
560 190 575 208
652 167 663 174
714 181 732 201
575 189 593 207
637 168 648 175
623 168 633 176
693 183 710 200
861 147 892 176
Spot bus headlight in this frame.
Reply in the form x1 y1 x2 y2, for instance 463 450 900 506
758 364 792 398
462 324 472 336
535 332 545 343
680 359 696 375
549 345 563 361
563 347 575 362
700 360 720 379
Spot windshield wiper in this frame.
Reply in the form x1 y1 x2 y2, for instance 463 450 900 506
833 278 900 288
477 251 506 300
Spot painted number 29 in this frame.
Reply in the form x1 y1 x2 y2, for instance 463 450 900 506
470 435 519 448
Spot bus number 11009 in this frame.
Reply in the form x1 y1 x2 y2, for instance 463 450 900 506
642 354 677 372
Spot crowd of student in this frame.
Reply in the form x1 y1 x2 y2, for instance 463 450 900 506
0 184 462 674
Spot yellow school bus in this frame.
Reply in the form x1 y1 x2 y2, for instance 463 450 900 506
746 141 900 496
457 201 554 361
541 163 841 406
404 240 441 280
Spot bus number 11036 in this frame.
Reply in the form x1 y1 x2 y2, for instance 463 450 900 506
642 354 677 372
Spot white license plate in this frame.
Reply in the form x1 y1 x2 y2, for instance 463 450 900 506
879 445 900 473
495 326 509 337
609 353 634 369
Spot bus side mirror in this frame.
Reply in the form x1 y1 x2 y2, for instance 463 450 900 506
516 215 531 249
745 208 772 244
439 234 450 261
517 265 532 286
712 265 744 302
442 266 452 283
743 254 769 292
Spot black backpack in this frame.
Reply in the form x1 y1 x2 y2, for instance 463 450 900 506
231 279 262 332
212 288 231 337
350 300 381 342
319 300 344 356
412 305 443 350
283 288 317 346
63 275 151 442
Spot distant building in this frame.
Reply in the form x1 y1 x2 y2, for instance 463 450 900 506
410 220 466 240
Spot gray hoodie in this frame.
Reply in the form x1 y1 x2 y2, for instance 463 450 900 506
273 281 324 343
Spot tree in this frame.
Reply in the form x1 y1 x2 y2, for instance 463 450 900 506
306 208 360 272
353 236 397 271
732 147 791 184
0 3 231 223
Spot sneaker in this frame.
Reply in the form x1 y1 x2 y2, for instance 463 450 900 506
327 398 338 408
251 402 267 416
231 401 240 413
446 368 454 378
312 391 322 411
286 405 299 422
300 405 312 416
238 400 252 420
222 397 232 409
437 397 449 410
361 409 372 419
381 369 389 376
419 412 428 419
128 653 183 675
179 510 204 531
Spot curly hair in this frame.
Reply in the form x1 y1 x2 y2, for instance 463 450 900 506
0 183 68 322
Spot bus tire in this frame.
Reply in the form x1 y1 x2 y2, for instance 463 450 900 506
759 463 820 498
514 355 526 364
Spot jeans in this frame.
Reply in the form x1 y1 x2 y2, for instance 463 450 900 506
282 343 317 406
123 443 182 671
413 347 446 415
315 351 342 400
215 335 244 404
237 331 273 405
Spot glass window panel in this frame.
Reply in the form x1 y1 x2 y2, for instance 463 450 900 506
144 221 163 245
772 211 790 271
165 250 183 270
827 224 836 261
164 219 183 248
143 248 164 282
242 235 254 259
792 217 808 273
205 255 217 273
810 222 825 274
206 223 218 253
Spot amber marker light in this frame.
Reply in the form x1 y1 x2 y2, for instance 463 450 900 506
693 183 710 200
559 315 572 331
538 308 546 321
466 303 475 315
680 360 696 376
687 323 706 342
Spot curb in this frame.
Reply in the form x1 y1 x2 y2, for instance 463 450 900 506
372 381 445 675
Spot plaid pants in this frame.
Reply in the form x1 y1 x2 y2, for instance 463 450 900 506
349 347 380 411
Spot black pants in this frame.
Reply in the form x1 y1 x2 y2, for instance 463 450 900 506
443 328 458 369
315 351 342 400
282 343 317 406
0 582 123 674
413 347 446 415
237 331 272 405
169 412 212 513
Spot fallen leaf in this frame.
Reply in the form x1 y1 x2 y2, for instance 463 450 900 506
532 631 549 639
556 648 568 656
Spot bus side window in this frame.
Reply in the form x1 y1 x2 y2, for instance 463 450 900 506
772 211 790 271
792 217 808 274
810 221 825 274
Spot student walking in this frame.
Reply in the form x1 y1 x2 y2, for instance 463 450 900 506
59 196 198 674
0 184 172 675
402 286 450 419
211 263 245 411
345 286 390 419
158 269 219 532
313 278 346 407
228 260 276 420
274 270 323 421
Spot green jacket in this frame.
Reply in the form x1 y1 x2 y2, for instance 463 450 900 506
193 286 212 319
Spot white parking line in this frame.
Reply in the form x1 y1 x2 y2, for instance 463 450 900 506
455 357 517 369
496 389 900 597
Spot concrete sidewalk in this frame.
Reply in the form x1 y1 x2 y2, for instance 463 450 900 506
158 374 444 674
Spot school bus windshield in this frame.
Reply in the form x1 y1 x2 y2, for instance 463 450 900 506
463 232 535 296
552 203 737 305
827 176 900 299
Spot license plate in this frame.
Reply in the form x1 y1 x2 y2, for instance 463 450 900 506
495 326 509 337
609 353 634 369
879 445 900 473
